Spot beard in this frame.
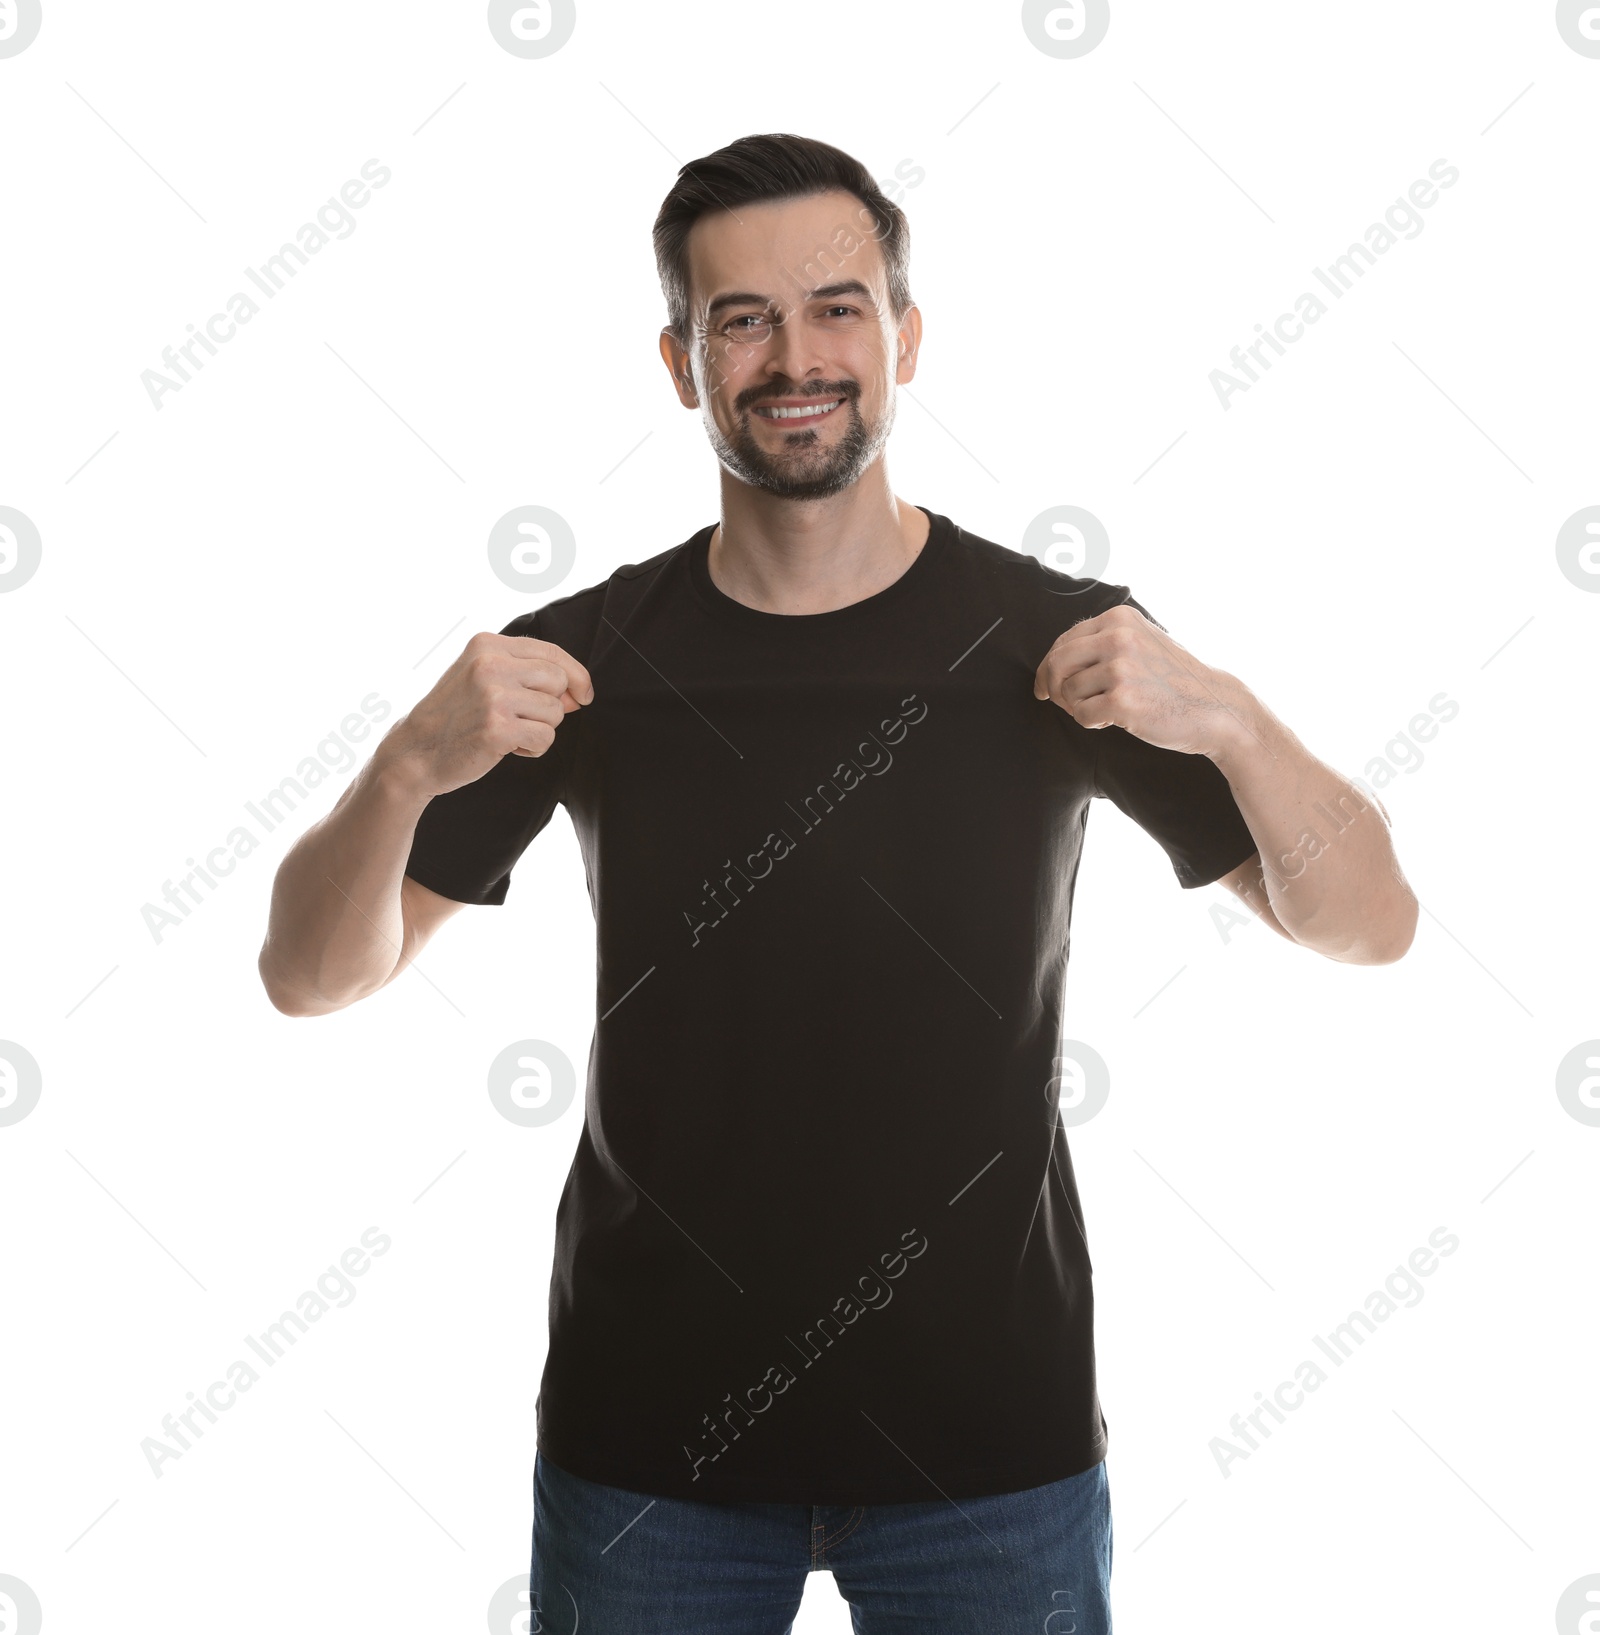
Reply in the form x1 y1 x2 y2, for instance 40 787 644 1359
706 383 893 500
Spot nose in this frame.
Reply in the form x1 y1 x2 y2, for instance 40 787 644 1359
761 309 829 387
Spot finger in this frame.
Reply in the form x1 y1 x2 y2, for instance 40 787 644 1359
1042 667 1118 728
505 716 560 758
1035 653 1113 708
497 653 587 713
500 683 567 730
1038 628 1123 691
1055 689 1117 727
502 637 594 704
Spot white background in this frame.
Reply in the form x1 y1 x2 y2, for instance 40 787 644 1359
1 2 1595 1631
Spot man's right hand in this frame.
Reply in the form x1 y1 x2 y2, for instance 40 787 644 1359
378 631 594 800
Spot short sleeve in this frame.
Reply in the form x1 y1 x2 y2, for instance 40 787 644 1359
1089 594 1259 890
402 607 574 906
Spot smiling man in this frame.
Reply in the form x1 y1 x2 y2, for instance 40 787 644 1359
258 133 1417 1634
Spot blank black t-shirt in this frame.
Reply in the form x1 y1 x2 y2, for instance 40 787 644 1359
403 507 1257 1504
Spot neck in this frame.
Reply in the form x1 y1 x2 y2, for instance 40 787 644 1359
708 474 931 617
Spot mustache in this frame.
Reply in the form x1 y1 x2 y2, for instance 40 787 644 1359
736 382 859 411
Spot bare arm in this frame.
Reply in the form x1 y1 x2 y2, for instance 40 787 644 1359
257 753 464 1016
1216 850 1293 942
1036 603 1417 965
1205 709 1415 964
257 630 592 1017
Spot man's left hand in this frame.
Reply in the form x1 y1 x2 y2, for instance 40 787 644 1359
1032 602 1247 760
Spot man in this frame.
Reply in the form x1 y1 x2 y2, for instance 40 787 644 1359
258 132 1416 1634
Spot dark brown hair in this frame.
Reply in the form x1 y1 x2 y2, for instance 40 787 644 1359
652 133 913 349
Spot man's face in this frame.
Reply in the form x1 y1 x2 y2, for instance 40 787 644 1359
662 189 919 500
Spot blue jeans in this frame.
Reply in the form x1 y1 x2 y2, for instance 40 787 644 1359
529 1450 1112 1633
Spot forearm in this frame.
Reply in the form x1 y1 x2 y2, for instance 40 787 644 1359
257 744 434 1015
1206 679 1418 964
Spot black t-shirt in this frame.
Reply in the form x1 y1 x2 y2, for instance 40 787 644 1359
403 507 1257 1504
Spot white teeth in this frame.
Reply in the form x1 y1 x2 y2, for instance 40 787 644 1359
755 399 842 420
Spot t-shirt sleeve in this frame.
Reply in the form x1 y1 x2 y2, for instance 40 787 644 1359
402 607 574 907
1088 593 1260 890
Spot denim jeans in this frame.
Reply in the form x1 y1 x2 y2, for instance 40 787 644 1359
528 1449 1112 1633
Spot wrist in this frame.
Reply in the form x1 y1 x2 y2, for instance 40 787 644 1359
1201 673 1276 774
368 726 439 813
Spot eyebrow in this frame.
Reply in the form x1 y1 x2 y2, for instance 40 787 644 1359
704 279 876 321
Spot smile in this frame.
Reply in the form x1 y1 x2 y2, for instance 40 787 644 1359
751 398 844 424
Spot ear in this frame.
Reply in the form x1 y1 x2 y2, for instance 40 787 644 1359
894 304 922 385
659 328 699 408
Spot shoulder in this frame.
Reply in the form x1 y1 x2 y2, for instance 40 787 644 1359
498 536 692 660
934 510 1140 627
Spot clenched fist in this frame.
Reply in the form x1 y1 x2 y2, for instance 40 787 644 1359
1032 602 1243 759
379 630 593 800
